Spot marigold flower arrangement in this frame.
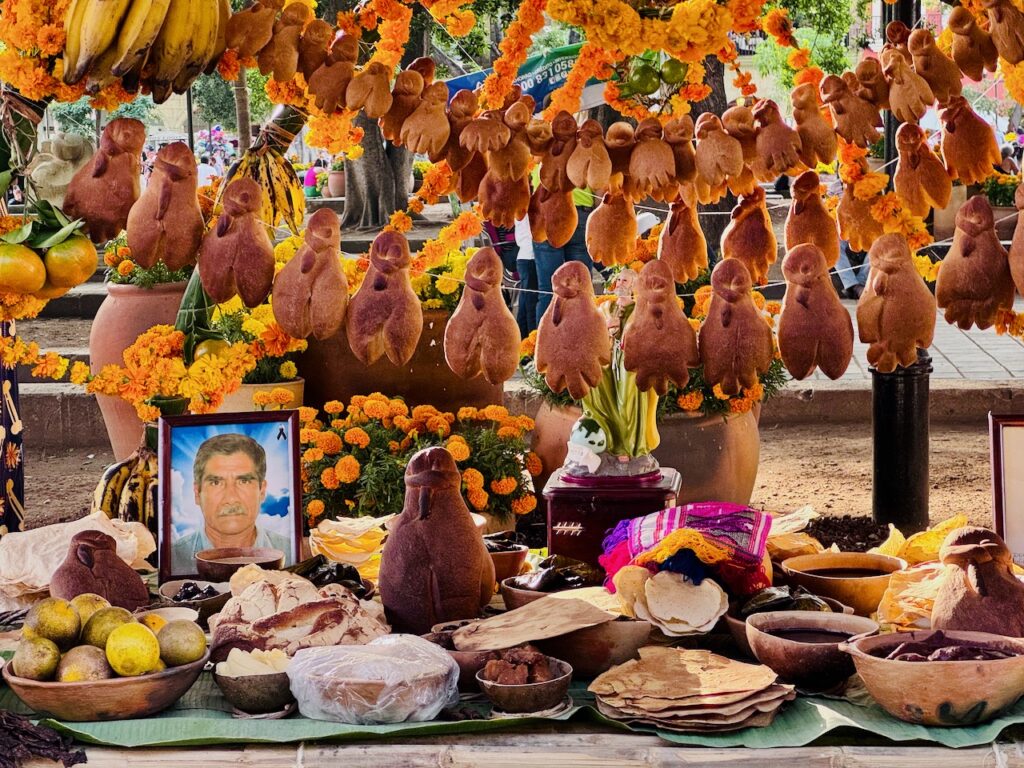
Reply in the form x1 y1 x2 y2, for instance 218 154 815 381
300 395 540 526
213 295 309 385
102 235 193 289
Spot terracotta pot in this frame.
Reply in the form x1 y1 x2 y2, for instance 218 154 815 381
216 378 305 413
89 281 188 460
933 184 967 242
991 204 1016 241
326 169 345 198
297 309 503 412
530 403 760 505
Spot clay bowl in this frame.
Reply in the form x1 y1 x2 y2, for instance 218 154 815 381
489 545 529 585
1 651 209 722
780 553 907 617
214 671 295 715
476 657 573 714
746 610 879 691
422 630 496 692
195 547 284 582
725 597 853 658
499 577 549 611
842 630 1024 726
158 579 230 627
536 619 651 677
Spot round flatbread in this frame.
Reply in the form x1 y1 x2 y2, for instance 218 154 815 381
644 572 726 628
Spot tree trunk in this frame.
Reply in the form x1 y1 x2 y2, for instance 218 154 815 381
342 113 401 229
692 55 733 258
233 67 251 152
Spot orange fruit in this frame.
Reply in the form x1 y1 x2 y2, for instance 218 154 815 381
32 279 70 300
44 235 97 288
0 243 46 294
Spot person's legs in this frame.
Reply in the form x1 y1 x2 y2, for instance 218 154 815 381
516 258 539 336
562 207 594 271
534 242 565 326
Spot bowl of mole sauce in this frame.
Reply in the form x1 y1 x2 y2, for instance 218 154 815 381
746 610 879 692
780 553 907 617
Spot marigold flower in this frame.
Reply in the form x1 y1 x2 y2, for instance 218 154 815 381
252 390 272 408
363 398 390 419
270 387 295 406
278 361 298 379
677 391 705 411
324 400 344 415
457 406 478 420
303 447 325 463
299 406 319 424
336 455 361 484
467 487 489 511
116 260 135 276
320 467 340 489
69 360 91 386
525 451 543 477
787 47 811 70
712 383 730 400
511 494 538 515
306 499 325 519
446 438 470 461
463 468 484 490
490 477 518 495
497 426 522 440
729 396 754 413
483 405 509 421
344 427 370 448
316 431 343 455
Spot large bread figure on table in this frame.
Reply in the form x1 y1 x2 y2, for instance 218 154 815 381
378 447 495 634
49 530 149 611
63 117 146 243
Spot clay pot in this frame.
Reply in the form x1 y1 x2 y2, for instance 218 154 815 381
780 552 907 617
933 183 967 241
536 620 652 676
216 378 305 413
214 670 295 714
89 281 188 460
489 545 528 584
297 309 503 412
326 170 345 198
530 403 760 504
475 657 572 713
991 205 1016 241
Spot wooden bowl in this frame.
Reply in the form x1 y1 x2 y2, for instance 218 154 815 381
2 652 209 722
476 657 572 714
422 631 495 692
842 630 1024 726
725 597 854 658
157 580 230 627
489 546 529 585
746 610 879 691
195 547 284 582
536 619 651 676
499 577 548 611
214 670 295 715
781 553 907 616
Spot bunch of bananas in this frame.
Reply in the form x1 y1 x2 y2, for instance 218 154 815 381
63 0 231 103
221 145 305 235
92 447 159 536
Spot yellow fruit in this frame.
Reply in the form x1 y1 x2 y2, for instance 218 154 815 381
23 597 81 651
69 593 111 627
11 636 61 680
105 622 161 677
194 339 229 358
81 606 134 648
157 620 207 667
149 659 167 674
32 279 71 300
0 243 46 294
44 235 97 287
56 645 114 682
140 614 168 634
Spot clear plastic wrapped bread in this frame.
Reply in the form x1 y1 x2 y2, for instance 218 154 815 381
288 635 459 724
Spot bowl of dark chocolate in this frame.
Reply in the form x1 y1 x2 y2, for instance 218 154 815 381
842 629 1024 726
781 553 906 616
725 587 852 658
195 547 285 582
287 556 375 600
158 579 230 626
746 610 879 691
475 649 572 714
500 556 603 610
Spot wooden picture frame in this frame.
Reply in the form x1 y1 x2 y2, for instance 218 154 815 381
990 413 1024 565
157 410 302 583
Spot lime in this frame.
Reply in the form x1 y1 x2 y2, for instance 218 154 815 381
628 63 661 96
661 59 688 85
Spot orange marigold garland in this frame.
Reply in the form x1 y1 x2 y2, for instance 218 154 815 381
480 0 548 109
543 42 621 119
763 8 798 48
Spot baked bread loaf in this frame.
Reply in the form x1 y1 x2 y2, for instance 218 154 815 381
346 62 394 119
694 113 743 204
379 69 425 144
985 0 1024 64
785 170 839 269
529 185 578 248
256 1 309 83
853 58 890 110
307 33 359 115
721 186 777 285
940 95 1002 186
628 118 675 200
225 0 277 59
297 18 333 81
663 116 697 186
893 123 951 218
568 119 612 192
539 111 578 193
49 530 149 611
1010 182 1024 296
949 6 998 81
478 170 530 228
586 193 637 266
721 105 759 197
837 181 884 254
441 90 479 171
881 47 934 124
401 82 451 157
908 28 963 106
604 121 636 197
486 101 532 181
819 73 882 148
752 99 803 179
657 183 707 284
791 83 837 168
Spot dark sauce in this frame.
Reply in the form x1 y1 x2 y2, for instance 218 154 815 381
767 628 854 644
806 568 889 579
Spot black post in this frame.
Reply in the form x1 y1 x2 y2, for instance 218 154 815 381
186 87 195 152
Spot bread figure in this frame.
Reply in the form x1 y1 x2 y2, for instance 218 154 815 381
345 62 394 119
940 95 1002 186
753 99 803 178
378 447 495 635
778 244 853 380
49 531 149 611
985 0 1024 64
881 47 934 124
441 89 479 171
539 110 578 193
893 123 952 218
455 151 488 203
698 259 773 396
604 121 636 196
529 185 577 248
408 56 436 85
694 113 744 204
663 116 697 187
567 119 612 191
297 18 333 81
307 33 359 115
225 0 277 59
721 105 759 196
1010 183 1024 296
908 28 963 106
379 69 425 143
819 74 882 150
931 527 1024 637
721 186 777 285
856 233 936 373
657 183 707 284
885 20 914 63
271 208 347 340
400 81 451 157
935 195 1015 330
535 261 611 399
585 193 637 267
791 83 837 168
622 260 699 394
485 101 531 181
854 58 890 110
460 111 511 155
837 182 884 254
785 170 839 268
628 117 675 200
949 6 998 81
257 2 310 82
125 142 203 270
478 170 529 228
64 117 145 243
199 178 274 307
443 247 520 384
525 118 553 156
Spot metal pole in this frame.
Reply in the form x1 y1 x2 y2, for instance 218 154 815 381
186 87 195 152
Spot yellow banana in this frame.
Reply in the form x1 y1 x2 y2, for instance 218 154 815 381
148 0 197 103
171 0 217 94
72 0 134 84
204 0 231 75
62 0 91 84
110 0 172 78
84 40 122 94
91 453 136 516
117 456 147 523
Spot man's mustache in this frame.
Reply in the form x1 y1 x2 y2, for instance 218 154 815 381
217 504 249 517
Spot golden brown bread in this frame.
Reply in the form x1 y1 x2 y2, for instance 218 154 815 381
885 20 914 63
604 121 636 197
819 73 881 149
440 89 479 170
567 119 612 192
984 0 1024 64
539 111 578 193
525 118 553 155
881 47 934 124
307 33 359 115
657 183 707 284
478 170 529 228
408 56 436 84
443 247 520 384
346 230 423 366
460 110 511 155
853 58 890 110
49 531 149 611
721 186 777 285
379 69 425 143
400 81 451 157
940 95 1002 186
225 0 277 59
893 123 952 218
663 116 697 186
698 259 773 396
784 170 839 268
585 193 637 267
622 260 699 395
628 118 675 200
535 261 611 400
949 6 998 81
1010 183 1024 296
485 101 532 181
837 182 884 255
935 195 1015 331
345 62 394 119
721 105 759 197
908 28 963 106
778 243 853 380
297 18 333 81
694 113 743 204
454 151 488 203
856 233 936 373
529 185 577 248
256 2 309 82
752 99 803 179
791 83 837 167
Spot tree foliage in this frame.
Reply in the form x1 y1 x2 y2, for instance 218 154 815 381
753 0 851 93
51 96 156 137
191 70 272 131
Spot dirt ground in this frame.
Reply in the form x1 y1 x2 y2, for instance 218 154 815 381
19 422 992 532
18 318 93 348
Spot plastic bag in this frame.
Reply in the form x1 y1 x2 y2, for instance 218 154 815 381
869 514 968 566
874 562 948 631
288 635 459 724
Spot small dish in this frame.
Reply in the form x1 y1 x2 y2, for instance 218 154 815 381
157 579 230 627
195 547 284 582
499 576 548 611
475 656 572 714
781 552 906 616
135 606 200 625
214 670 295 715
725 596 853 658
489 545 529 585
421 630 495 692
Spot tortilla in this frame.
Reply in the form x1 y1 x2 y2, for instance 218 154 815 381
595 699 784 732
612 566 652 617
452 595 616 651
644 572 723 626
600 684 795 717
547 586 627 615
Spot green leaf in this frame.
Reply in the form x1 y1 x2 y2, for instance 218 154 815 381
0 171 12 200
0 222 34 244
30 219 83 249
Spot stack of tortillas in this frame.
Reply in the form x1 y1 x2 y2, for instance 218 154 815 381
590 647 795 732
613 567 727 637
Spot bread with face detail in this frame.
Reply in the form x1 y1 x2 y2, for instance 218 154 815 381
791 83 837 168
657 183 707 284
881 47 934 124
948 6 998 81
567 119 612 192
785 170 839 268
940 95 1002 186
1009 183 1024 296
440 89 479 170
345 62 393 119
721 105 759 196
819 73 881 148
837 181 884 254
307 33 359 115
379 69 425 144
662 115 697 186
694 113 744 204
539 110 578 193
908 28 963 106
984 0 1024 64
585 193 637 267
256 1 309 83
753 99 803 178
721 186 778 285
893 123 952 218
401 81 452 157
853 58 890 110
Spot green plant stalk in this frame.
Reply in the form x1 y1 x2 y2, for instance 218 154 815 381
580 345 656 457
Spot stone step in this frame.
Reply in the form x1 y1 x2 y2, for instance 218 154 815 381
38 282 106 320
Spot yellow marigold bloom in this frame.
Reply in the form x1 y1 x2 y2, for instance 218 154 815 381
712 384 730 400
306 499 325 519
103 249 120 267
350 395 367 408
331 418 347 430
69 361 91 385
467 487 489 511
516 415 535 431
463 468 484 490
483 405 508 421
497 426 522 440
688 318 701 332
367 392 388 402
394 415 412 431
490 477 517 495
525 451 543 477
519 331 537 358
320 467 340 489
677 391 705 411
299 406 319 424
300 427 321 444
324 400 345 415
511 494 537 515
336 455 360 484
303 446 324 463
446 438 470 462
765 300 782 315
252 390 272 407
751 291 766 310
270 387 294 406
389 399 409 417
278 361 298 379
344 427 370 448
457 406 478 420
316 431 343 455
427 415 451 436
116 260 135 276
745 381 765 402
363 398 390 419
388 440 401 453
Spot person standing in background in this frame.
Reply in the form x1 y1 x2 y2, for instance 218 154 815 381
197 155 217 187
513 214 537 336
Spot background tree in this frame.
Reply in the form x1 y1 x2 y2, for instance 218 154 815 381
51 96 156 138
192 70 272 133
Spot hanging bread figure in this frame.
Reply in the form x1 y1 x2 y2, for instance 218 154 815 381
856 233 936 373
698 259 773 396
535 261 612 400
307 33 359 115
893 123 952 218
662 115 697 187
441 90 480 171
125 142 204 271
940 95 1002 186
478 169 530 228
603 122 636 198
63 117 146 243
567 119 612 191
455 151 488 204
908 28 963 106
622 260 699 395
257 1 310 83
819 73 881 149
778 244 854 380
225 0 280 59
271 208 347 340
694 113 744 204
529 185 577 248
460 111 511 156
881 47 934 124
297 18 334 81
837 181 885 254
526 117 554 156
539 111 578 193
948 6 998 81
721 186 777 285
791 83 837 168
935 195 1015 331
379 67 425 143
853 58 890 110
628 118 675 200
345 62 394 119
400 82 451 157
1010 182 1024 296
586 193 637 267
752 99 803 179
785 170 839 268
721 105 759 197
444 247 521 384
486 100 532 181
885 19 914 63
984 0 1024 64
657 182 707 284
199 178 275 308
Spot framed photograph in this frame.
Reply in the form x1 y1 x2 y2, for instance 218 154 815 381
158 410 302 582
991 413 1024 565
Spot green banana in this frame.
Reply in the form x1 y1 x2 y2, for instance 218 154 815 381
110 0 172 78
72 0 134 84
